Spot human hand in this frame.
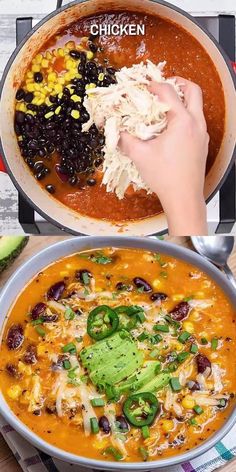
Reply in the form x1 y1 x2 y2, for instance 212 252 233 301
119 78 209 236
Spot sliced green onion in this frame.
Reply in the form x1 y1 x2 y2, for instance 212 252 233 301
64 307 76 320
152 334 163 344
90 417 99 434
139 446 149 461
63 359 71 370
201 337 208 345
150 349 159 358
75 336 83 343
82 271 90 285
35 326 45 337
138 332 149 341
183 295 193 302
141 425 150 439
177 351 190 363
211 337 218 350
32 317 44 326
188 418 198 425
154 324 169 333
62 342 77 354
193 405 204 415
104 446 123 461
90 398 105 407
160 271 168 279
169 377 181 392
178 331 191 344
190 343 198 354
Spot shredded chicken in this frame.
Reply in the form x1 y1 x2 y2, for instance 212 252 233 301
83 60 183 199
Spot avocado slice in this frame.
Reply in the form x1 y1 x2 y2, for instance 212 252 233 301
80 331 132 371
90 348 143 386
136 372 171 394
0 237 29 274
116 361 160 395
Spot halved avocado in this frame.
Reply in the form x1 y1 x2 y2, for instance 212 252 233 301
0 236 29 274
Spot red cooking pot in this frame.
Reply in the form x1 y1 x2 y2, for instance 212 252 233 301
0 0 236 235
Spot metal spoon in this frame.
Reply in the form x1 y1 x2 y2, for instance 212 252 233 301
191 236 236 290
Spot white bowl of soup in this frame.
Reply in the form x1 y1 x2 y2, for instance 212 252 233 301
0 236 236 470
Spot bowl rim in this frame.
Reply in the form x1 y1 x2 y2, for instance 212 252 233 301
0 0 235 235
0 235 236 470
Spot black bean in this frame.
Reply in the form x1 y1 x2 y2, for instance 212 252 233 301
98 416 111 434
7 324 24 350
5 363 22 379
46 184 55 194
16 88 25 100
34 161 44 172
196 354 211 374
35 171 46 180
170 301 190 321
75 269 92 284
116 415 129 431
107 67 117 75
47 281 65 301
15 111 26 124
49 95 57 103
23 345 37 364
86 178 96 186
150 292 168 302
42 314 58 323
133 277 152 293
38 148 47 158
69 50 81 60
88 42 98 53
31 302 47 320
24 92 34 103
14 123 21 136
94 157 103 167
69 176 78 186
34 72 43 83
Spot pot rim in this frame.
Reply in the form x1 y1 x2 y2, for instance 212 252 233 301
0 0 235 235
0 235 236 469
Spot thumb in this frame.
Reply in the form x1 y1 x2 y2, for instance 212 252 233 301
119 132 147 163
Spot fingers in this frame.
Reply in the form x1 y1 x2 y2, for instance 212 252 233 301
119 132 146 162
174 76 206 125
148 81 185 119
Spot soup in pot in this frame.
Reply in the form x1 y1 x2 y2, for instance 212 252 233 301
14 11 225 222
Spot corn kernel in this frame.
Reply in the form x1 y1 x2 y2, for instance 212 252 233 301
35 53 43 64
152 278 161 289
189 310 200 321
27 110 35 116
45 97 52 106
57 48 65 57
46 51 53 60
54 83 62 94
65 41 75 50
41 87 48 96
182 395 196 409
64 72 72 82
36 99 44 105
32 64 40 73
48 72 57 82
18 135 23 141
45 111 54 119
75 73 82 79
71 94 81 103
47 81 55 90
98 72 104 81
183 321 194 333
26 71 34 79
171 340 183 351
162 420 174 433
58 77 65 85
86 51 94 60
58 92 63 99
86 83 96 89
18 361 32 375
172 294 184 301
18 103 27 112
55 106 61 115
26 83 35 92
25 79 33 85
34 83 41 91
71 110 80 119
7 385 22 400
42 59 49 68
65 59 75 70
37 344 48 357
195 291 205 299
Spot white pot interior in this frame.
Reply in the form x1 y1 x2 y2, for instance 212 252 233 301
0 0 235 235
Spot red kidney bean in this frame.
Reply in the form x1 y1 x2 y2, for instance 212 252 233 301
6 324 24 350
45 403 57 414
42 314 59 323
196 354 211 374
47 281 65 301
169 301 190 321
23 345 37 365
98 416 111 434
116 415 129 431
150 292 168 301
133 277 152 293
5 363 22 379
31 302 47 320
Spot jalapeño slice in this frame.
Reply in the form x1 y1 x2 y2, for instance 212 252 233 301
87 305 119 340
123 392 159 427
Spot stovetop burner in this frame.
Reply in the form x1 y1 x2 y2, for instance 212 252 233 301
15 4 236 235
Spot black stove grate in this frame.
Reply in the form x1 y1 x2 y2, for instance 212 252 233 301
16 5 236 235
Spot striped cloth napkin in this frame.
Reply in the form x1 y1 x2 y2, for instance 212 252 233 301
1 416 236 472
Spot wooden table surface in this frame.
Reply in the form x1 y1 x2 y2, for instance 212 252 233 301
0 235 235 472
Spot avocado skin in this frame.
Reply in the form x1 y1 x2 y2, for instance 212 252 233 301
0 237 29 274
